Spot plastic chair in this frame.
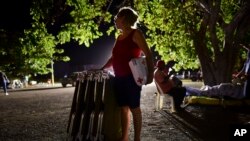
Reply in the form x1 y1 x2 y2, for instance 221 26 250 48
154 81 176 113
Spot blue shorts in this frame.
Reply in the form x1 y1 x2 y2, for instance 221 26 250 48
114 74 141 109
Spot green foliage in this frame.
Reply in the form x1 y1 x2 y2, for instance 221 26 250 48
18 0 71 75
135 0 249 75
136 0 199 70
20 22 57 74
16 0 112 75
221 0 240 24
58 0 112 47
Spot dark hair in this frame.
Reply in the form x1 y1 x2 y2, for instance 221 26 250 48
117 7 138 28
156 60 165 68
166 60 177 68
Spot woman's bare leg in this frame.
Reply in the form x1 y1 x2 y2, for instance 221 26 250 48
120 106 130 141
130 107 142 141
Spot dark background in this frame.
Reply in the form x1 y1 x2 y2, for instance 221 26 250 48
0 1 159 80
0 0 121 79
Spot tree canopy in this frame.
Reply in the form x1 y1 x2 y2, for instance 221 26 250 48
135 0 250 85
1 0 250 85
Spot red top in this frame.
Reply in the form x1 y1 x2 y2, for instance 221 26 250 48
112 30 141 77
154 69 174 93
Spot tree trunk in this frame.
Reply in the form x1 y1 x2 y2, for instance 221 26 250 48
194 29 240 86
192 0 250 86
194 44 236 86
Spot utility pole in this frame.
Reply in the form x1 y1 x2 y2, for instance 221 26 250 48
51 60 54 86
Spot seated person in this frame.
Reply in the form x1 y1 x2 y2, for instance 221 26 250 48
154 60 186 110
185 77 245 99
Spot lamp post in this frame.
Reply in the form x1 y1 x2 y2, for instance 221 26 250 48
51 59 54 86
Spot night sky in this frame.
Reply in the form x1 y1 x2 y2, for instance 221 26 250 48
54 35 115 78
62 35 115 66
0 0 31 31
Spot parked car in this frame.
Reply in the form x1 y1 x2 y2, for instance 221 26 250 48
60 72 79 87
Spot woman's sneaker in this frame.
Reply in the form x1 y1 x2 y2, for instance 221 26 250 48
5 93 9 96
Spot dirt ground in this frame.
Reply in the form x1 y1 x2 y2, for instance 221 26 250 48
0 83 250 141
0 88 73 141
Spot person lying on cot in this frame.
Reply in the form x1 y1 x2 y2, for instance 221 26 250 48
185 77 245 99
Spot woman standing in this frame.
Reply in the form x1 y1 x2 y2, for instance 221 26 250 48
101 7 154 141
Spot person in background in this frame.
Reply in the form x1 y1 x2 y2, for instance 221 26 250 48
236 44 250 99
0 71 9 95
154 60 186 112
101 7 154 141
165 60 183 87
24 75 29 88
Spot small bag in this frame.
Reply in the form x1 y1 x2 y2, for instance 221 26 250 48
129 56 148 86
170 76 182 87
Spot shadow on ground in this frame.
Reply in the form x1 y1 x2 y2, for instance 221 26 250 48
161 105 250 141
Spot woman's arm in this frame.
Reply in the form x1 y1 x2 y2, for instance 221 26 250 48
133 29 154 84
236 64 245 78
154 70 165 83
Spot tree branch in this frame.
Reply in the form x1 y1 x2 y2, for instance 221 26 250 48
97 0 113 25
225 1 250 36
209 0 221 55
234 1 250 42
196 0 210 14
